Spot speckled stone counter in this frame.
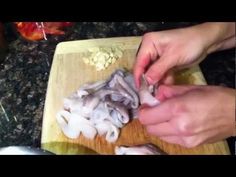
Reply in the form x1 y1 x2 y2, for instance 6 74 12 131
0 22 235 154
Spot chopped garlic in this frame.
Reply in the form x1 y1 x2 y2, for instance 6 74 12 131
111 58 116 64
83 57 89 64
104 62 109 68
83 45 124 71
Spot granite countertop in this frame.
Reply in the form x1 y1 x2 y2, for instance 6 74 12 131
0 22 235 154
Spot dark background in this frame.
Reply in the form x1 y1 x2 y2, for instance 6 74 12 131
0 22 235 154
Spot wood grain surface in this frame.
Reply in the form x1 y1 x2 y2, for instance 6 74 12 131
41 37 230 155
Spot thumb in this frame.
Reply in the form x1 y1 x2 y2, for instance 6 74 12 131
156 85 202 101
159 70 175 85
145 55 176 85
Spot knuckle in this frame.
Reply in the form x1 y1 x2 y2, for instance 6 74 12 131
182 137 198 148
176 118 193 136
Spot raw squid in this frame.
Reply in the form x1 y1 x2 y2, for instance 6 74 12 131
115 144 167 155
56 69 160 144
139 74 160 106
56 110 97 139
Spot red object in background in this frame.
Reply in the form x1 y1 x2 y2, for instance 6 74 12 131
14 22 73 41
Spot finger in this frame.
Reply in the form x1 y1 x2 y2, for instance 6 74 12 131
159 135 183 146
145 54 176 85
134 36 158 89
146 122 178 136
155 85 202 101
159 70 175 85
133 54 151 89
138 100 173 125
160 135 199 148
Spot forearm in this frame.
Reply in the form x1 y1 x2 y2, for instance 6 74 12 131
228 88 236 137
208 34 235 53
234 92 236 137
213 36 235 52
190 22 235 54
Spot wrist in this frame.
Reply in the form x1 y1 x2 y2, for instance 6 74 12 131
226 88 236 137
189 23 235 54
233 116 236 137
217 87 236 138
232 92 236 137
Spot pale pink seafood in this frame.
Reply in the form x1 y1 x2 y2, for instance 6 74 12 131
115 144 167 155
56 69 161 144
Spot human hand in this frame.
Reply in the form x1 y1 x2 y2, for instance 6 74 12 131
138 85 235 148
134 23 235 88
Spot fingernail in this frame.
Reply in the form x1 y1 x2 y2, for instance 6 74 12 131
145 75 154 85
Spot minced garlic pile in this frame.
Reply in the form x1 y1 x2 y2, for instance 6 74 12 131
83 46 124 71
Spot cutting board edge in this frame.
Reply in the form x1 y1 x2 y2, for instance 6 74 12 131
54 36 142 54
41 45 63 143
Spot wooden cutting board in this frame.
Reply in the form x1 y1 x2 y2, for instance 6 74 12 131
41 36 230 155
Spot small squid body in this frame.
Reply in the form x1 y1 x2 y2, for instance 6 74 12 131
115 144 167 155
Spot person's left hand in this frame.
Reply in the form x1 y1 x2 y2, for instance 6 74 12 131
138 85 235 148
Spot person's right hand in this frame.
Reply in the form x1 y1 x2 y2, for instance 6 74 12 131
134 28 209 88
133 23 235 88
